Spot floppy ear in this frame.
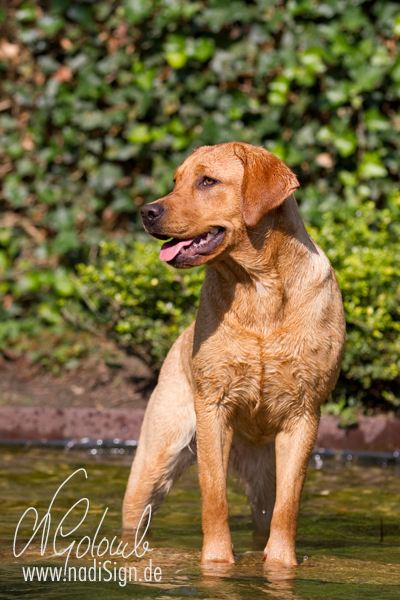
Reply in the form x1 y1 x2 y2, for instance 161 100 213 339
233 142 299 227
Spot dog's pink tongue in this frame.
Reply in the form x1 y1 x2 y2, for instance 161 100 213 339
159 238 194 262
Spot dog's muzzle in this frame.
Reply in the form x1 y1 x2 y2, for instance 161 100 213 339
141 203 165 230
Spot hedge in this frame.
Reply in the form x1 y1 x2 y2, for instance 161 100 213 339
1 0 400 410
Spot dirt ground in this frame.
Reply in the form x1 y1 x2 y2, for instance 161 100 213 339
0 339 155 411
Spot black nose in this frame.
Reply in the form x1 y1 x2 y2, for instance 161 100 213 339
141 203 164 227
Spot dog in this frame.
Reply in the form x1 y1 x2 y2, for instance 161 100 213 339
122 142 345 567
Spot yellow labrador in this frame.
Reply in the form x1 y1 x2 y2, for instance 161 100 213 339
123 142 345 567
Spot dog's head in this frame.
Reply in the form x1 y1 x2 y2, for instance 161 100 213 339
141 142 299 268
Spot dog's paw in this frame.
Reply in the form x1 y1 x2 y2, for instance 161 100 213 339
262 545 298 568
201 545 235 565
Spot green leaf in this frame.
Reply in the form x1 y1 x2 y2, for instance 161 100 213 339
38 303 62 325
364 107 390 132
3 174 28 208
15 3 36 22
326 83 349 106
38 15 65 36
192 38 215 62
53 269 75 297
0 250 10 275
268 75 290 106
52 230 80 254
299 48 326 74
339 171 358 187
395 15 400 36
89 163 124 193
316 126 334 143
332 131 358 157
135 69 155 91
164 34 188 69
66 5 95 30
123 0 152 23
165 51 187 69
127 123 152 144
358 152 388 179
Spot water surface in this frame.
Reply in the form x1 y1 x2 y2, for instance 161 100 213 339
0 447 399 599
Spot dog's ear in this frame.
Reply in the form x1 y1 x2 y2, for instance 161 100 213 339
233 142 299 227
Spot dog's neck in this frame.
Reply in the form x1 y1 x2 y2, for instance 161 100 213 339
201 195 324 332
210 195 316 287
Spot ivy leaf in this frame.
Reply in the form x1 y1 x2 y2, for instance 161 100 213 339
364 107 390 132
358 152 388 179
332 131 358 157
192 38 215 62
164 34 188 69
127 123 152 144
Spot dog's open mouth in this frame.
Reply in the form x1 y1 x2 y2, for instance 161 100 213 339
159 227 225 262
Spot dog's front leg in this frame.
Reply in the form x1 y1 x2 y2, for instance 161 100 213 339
195 397 235 564
264 415 319 568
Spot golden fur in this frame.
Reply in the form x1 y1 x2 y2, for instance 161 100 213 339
123 142 346 567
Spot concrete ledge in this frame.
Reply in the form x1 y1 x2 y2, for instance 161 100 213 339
0 407 145 443
315 414 400 452
0 408 399 452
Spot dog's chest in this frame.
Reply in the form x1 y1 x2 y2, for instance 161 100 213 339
194 332 291 434
192 322 334 443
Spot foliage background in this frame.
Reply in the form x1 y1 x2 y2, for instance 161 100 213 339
1 0 400 414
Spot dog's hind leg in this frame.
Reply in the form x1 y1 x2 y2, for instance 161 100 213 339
230 441 276 533
122 325 196 530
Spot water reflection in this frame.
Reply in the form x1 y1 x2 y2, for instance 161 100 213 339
0 447 399 600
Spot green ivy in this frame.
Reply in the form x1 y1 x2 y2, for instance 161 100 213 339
311 188 400 409
1 0 400 410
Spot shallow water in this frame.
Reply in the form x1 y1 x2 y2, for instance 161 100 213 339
0 447 399 599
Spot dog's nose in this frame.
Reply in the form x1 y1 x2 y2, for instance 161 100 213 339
141 203 164 227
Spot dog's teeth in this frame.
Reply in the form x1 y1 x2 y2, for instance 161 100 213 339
210 227 218 235
206 233 212 241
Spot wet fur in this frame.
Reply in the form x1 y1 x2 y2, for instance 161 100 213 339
123 142 346 567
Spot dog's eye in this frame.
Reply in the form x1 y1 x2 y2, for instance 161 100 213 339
200 176 218 187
